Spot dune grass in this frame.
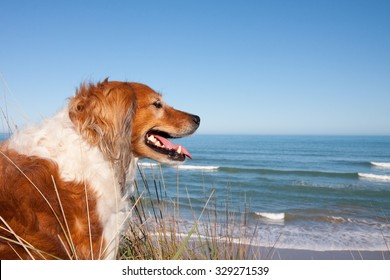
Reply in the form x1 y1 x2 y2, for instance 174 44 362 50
119 164 262 260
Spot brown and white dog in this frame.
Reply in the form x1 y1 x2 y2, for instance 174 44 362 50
0 79 200 259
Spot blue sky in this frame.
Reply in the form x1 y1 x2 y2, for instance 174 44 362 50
1 0 389 135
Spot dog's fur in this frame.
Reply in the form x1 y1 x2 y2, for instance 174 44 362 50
0 80 200 259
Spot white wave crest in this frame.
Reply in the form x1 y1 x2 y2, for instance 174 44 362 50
176 165 219 171
255 212 285 220
328 216 347 223
358 173 390 182
371 162 390 169
137 162 219 171
137 162 161 168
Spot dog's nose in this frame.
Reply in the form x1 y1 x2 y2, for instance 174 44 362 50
192 115 201 127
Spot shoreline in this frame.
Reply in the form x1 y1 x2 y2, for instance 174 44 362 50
184 237 390 260
259 247 390 260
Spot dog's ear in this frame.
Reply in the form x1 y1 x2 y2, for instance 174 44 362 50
69 83 103 147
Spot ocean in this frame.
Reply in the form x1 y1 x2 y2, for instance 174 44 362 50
1 133 390 252
137 135 390 252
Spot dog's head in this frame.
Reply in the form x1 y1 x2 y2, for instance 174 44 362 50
69 79 200 165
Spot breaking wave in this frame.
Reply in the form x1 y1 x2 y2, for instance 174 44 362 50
255 212 285 220
358 173 390 182
371 162 390 169
138 162 219 171
176 165 219 171
137 162 161 168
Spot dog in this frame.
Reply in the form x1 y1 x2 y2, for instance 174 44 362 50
0 79 200 259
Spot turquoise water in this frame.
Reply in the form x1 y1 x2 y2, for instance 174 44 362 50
2 133 390 251
137 135 390 251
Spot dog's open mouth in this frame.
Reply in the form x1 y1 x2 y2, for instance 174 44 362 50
145 130 192 162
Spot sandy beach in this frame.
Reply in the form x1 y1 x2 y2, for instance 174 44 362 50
185 239 390 260
260 247 390 260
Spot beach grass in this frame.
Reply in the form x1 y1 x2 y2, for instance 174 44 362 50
119 164 263 260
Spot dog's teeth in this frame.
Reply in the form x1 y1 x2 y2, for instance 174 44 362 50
155 142 161 147
177 145 182 154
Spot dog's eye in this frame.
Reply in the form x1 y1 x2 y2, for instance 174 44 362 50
152 100 163 109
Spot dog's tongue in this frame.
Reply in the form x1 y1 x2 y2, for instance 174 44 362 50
153 135 192 159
